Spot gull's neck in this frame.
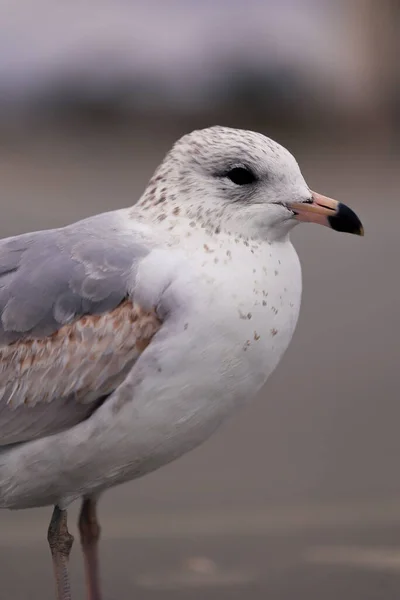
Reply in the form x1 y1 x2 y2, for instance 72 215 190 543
131 197 294 246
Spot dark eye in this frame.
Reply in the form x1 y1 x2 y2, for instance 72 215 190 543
225 166 257 185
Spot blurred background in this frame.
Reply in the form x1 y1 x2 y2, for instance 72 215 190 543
1 1 400 598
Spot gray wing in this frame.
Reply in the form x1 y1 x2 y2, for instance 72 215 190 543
0 211 161 445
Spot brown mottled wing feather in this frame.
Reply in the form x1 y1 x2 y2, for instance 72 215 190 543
0 302 161 445
0 212 160 445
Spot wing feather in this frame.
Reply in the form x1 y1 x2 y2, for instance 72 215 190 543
0 211 161 445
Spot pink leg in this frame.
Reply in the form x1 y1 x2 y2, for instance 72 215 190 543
78 497 102 600
47 506 74 600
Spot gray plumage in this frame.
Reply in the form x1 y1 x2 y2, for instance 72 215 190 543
0 212 149 343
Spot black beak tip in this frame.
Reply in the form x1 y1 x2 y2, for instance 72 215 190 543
328 202 364 236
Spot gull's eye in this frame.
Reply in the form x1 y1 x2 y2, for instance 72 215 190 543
225 166 257 186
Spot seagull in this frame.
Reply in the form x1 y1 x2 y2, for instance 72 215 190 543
0 126 363 600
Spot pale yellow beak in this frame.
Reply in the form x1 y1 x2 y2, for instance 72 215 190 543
290 191 364 236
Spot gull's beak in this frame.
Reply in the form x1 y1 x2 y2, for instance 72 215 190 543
290 191 364 236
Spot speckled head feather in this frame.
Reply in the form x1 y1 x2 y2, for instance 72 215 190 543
137 126 312 241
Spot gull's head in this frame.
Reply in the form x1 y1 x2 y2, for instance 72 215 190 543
142 126 363 242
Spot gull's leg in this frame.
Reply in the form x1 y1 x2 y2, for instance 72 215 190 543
78 496 102 600
47 505 74 600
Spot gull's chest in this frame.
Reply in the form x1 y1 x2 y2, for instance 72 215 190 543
188 236 303 383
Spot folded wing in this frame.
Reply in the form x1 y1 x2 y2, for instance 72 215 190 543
0 212 161 445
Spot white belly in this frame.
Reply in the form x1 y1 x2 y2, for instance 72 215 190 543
110 235 303 471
